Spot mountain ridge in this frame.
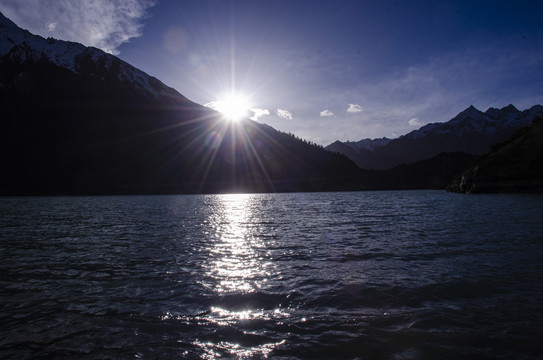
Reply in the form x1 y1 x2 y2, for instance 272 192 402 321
326 104 543 170
446 116 543 193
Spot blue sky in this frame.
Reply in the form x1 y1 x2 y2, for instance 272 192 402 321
2 0 543 145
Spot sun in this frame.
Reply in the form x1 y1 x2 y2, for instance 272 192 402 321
214 94 250 121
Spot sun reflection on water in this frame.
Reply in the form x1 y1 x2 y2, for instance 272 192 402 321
207 306 291 326
206 193 272 294
192 193 286 358
193 339 286 360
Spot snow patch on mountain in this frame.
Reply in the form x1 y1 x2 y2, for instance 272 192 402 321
0 12 178 100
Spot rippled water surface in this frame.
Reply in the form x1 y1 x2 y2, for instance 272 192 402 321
1 191 543 359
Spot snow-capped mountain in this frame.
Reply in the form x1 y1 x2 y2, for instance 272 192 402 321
406 104 540 140
0 12 182 101
326 104 543 170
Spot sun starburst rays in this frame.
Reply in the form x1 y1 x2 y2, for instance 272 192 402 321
127 99 289 193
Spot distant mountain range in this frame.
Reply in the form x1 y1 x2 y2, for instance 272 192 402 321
0 12 363 195
326 104 543 170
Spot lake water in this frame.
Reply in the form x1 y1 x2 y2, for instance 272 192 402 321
1 191 543 359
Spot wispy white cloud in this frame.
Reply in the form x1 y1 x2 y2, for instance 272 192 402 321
320 109 334 117
347 104 363 113
408 118 423 126
276 108 293 120
0 0 156 55
46 22 57 32
203 101 218 110
250 108 270 121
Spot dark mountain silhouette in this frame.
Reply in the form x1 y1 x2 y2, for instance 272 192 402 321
446 117 543 193
327 104 543 170
0 12 363 195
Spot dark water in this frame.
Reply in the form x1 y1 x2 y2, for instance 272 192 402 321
1 191 543 359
